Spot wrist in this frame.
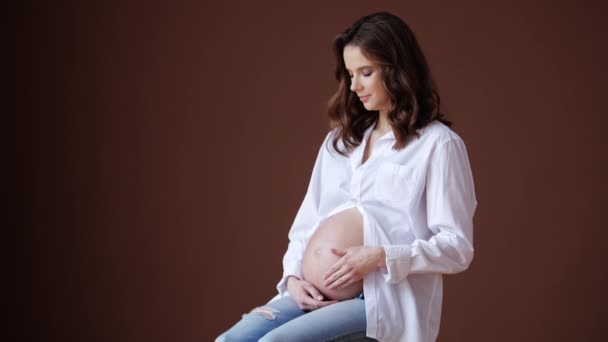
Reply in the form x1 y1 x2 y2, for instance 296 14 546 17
286 275 300 288
375 246 387 269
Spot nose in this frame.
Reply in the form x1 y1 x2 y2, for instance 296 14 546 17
350 76 362 92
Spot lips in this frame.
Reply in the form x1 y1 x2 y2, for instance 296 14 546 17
359 95 371 103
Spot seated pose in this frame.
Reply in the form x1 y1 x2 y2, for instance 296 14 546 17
216 11 478 342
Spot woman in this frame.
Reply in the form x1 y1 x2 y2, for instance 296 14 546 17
216 11 477 342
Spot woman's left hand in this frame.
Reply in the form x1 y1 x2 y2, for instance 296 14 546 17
322 246 386 289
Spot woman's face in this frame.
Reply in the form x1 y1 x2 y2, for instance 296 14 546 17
343 44 392 114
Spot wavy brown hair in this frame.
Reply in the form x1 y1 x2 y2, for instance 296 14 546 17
327 11 452 156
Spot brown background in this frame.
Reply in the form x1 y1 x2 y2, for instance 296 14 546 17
19 0 607 341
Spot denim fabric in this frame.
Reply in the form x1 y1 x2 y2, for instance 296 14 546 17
216 293 376 342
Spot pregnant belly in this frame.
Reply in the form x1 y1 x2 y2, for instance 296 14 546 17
302 207 364 301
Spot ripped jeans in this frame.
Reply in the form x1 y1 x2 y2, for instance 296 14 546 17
215 293 377 342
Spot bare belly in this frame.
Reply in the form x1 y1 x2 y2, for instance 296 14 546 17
302 207 364 301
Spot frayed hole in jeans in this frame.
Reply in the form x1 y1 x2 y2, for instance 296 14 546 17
248 306 280 320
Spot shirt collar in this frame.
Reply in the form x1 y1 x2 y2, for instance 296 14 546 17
350 122 395 170
363 121 396 142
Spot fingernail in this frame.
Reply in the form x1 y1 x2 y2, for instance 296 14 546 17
317 296 323 300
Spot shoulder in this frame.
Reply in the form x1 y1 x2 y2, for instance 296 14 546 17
322 126 339 141
417 120 465 147
320 126 345 156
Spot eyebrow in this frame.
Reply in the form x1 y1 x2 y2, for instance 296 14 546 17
346 65 374 72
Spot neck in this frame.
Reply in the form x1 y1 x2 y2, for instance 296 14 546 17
375 110 391 133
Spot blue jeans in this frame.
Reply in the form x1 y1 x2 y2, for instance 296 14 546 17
215 293 376 342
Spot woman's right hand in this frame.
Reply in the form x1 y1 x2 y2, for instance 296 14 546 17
286 276 338 311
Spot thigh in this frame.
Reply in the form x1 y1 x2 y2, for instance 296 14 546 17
215 296 305 342
260 297 374 342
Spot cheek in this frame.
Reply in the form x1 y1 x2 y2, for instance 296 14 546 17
372 80 385 96
373 84 388 102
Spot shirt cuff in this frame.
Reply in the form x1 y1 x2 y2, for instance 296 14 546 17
276 273 300 297
277 259 303 297
380 244 413 284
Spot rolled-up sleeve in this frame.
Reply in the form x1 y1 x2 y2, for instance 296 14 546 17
381 138 478 283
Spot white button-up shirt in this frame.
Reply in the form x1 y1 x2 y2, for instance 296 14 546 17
270 120 478 342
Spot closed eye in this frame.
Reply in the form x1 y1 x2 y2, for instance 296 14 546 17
349 72 373 78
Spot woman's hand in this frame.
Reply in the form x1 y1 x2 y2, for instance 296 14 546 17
287 276 338 311
322 246 386 289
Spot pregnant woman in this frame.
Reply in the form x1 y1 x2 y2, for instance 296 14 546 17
216 11 477 342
